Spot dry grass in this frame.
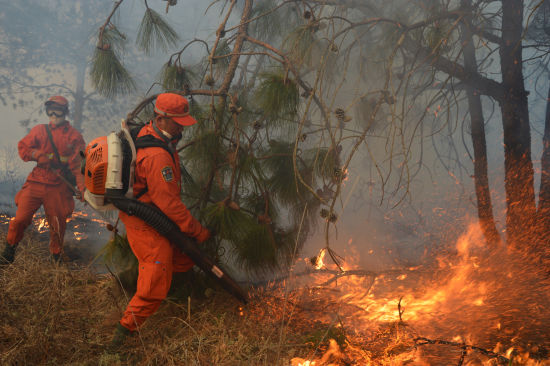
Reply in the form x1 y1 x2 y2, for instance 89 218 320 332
0 234 358 366
2 231 548 365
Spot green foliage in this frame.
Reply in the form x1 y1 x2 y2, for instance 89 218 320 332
98 233 137 272
304 147 340 181
205 202 256 243
233 149 265 189
233 223 278 272
255 71 299 123
241 193 277 220
207 40 232 82
90 47 135 98
101 26 127 50
283 24 320 67
136 8 179 54
204 201 297 273
261 140 311 206
182 129 225 175
249 1 284 42
159 62 197 92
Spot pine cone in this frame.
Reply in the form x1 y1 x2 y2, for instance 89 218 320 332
334 108 345 121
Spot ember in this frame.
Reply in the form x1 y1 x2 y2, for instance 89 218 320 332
0 208 112 249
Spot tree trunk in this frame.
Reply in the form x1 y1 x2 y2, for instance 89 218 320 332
537 77 550 248
72 62 86 132
499 0 536 246
460 0 501 246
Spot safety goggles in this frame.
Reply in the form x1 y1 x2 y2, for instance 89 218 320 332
46 109 65 117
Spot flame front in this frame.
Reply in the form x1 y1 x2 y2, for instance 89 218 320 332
291 223 550 365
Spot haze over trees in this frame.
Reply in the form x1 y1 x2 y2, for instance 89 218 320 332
0 1 135 133
89 0 550 273
1 0 548 273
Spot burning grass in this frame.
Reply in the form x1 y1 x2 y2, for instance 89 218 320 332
1 222 550 365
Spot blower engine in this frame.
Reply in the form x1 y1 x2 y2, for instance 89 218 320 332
81 121 247 304
83 129 135 211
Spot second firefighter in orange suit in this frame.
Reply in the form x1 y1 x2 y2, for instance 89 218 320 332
1 96 85 264
112 93 210 346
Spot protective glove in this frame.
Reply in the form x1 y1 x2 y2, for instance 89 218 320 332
196 227 211 243
34 150 52 165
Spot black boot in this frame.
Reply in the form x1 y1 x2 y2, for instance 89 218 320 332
0 243 16 265
106 323 131 354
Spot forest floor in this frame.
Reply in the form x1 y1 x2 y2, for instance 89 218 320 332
1 227 550 365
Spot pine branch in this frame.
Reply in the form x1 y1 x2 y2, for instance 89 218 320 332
401 35 504 102
90 47 135 97
98 0 125 47
137 8 179 54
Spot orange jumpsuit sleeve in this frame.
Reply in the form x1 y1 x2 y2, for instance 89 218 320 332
18 125 43 162
141 150 207 240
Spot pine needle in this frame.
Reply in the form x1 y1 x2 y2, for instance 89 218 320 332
102 26 127 50
90 47 135 97
159 62 197 92
261 140 311 205
255 71 299 122
233 223 278 272
204 202 255 243
137 8 179 54
283 24 319 67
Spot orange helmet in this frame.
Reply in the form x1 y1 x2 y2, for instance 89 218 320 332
154 93 197 126
45 95 69 113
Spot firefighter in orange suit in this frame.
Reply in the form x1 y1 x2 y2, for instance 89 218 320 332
0 96 85 264
108 93 210 351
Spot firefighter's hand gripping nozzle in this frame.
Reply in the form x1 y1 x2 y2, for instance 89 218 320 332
81 121 247 304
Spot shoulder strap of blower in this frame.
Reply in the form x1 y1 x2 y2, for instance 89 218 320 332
44 124 77 187
130 125 176 200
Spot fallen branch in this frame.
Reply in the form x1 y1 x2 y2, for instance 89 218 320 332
244 268 420 287
414 337 510 365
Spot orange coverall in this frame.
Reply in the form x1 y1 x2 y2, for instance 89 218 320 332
7 121 85 254
119 122 209 332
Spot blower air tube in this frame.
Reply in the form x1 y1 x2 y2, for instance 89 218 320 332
106 191 247 304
